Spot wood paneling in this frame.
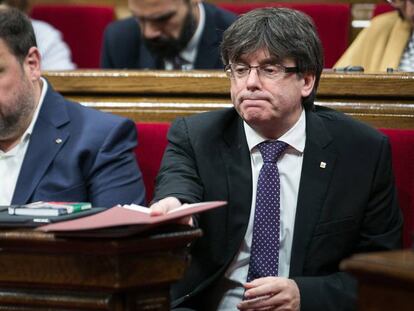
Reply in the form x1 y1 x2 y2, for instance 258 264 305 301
0 226 201 310
341 250 414 311
44 70 414 128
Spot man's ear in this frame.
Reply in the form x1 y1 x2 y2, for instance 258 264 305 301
301 72 316 98
24 46 41 81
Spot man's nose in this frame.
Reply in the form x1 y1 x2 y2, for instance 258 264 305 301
245 67 262 89
141 21 162 39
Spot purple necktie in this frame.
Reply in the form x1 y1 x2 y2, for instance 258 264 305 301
247 140 288 282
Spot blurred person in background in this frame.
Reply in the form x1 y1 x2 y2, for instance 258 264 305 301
101 0 236 70
0 7 145 207
335 0 414 72
1 0 75 70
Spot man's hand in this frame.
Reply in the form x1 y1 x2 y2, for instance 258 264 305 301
149 196 193 226
237 277 300 311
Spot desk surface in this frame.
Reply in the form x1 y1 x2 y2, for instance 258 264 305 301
341 250 414 311
0 226 202 310
341 250 414 283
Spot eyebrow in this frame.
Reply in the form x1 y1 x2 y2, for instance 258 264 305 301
235 56 280 65
136 10 176 22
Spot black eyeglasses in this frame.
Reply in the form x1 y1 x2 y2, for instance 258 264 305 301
224 63 299 81
386 0 414 6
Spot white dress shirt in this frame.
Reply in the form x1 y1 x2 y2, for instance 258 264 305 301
0 78 47 205
217 109 306 310
164 2 205 70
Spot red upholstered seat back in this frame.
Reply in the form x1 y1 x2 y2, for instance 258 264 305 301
373 3 395 17
134 123 413 248
379 129 414 248
30 4 115 68
135 123 170 205
218 2 351 68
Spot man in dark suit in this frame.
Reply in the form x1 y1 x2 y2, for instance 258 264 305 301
101 0 236 70
0 7 145 207
150 8 403 311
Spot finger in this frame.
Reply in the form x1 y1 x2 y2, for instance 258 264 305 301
237 294 273 310
244 277 281 299
149 201 167 216
149 197 182 215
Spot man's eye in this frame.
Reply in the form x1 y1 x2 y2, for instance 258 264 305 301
234 66 249 75
262 66 279 75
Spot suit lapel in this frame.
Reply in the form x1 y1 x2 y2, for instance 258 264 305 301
138 44 159 69
12 85 70 204
194 3 222 69
221 113 253 254
289 110 337 276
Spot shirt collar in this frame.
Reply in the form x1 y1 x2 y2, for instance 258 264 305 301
179 2 205 65
24 77 48 139
244 109 306 153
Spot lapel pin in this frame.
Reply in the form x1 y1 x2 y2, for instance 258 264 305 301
320 162 327 169
55 138 62 144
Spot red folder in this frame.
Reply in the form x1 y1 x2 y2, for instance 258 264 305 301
36 201 227 237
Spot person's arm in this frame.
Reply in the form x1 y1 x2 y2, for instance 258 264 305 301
149 117 204 225
153 117 204 204
100 26 113 68
87 118 146 207
334 27 369 69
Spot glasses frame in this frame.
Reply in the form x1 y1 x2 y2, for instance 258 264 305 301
224 63 299 81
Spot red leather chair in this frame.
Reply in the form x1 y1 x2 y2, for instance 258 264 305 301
30 4 115 68
134 123 414 248
373 3 395 17
379 128 414 248
135 123 170 205
218 2 351 68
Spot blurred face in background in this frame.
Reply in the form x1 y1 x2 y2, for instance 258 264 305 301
388 0 414 26
401 0 414 26
128 0 199 58
0 0 29 13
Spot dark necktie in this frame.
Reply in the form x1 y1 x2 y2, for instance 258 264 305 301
247 140 288 282
171 55 185 70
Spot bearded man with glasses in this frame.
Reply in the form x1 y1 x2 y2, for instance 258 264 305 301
150 8 402 311
335 0 414 72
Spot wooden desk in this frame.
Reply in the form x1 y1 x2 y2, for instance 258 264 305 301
44 70 414 129
0 226 201 310
340 250 414 311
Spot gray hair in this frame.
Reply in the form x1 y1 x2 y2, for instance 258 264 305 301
221 7 324 110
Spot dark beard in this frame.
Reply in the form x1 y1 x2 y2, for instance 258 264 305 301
143 6 197 59
0 78 35 141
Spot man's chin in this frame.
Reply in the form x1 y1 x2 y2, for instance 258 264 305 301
240 109 267 124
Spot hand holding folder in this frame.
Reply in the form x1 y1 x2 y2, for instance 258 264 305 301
36 201 227 237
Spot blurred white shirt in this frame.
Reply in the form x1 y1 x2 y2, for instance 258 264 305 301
32 19 76 70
